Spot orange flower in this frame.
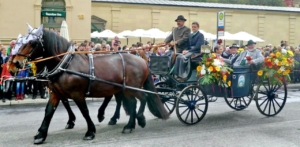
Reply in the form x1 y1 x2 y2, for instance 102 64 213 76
206 62 210 66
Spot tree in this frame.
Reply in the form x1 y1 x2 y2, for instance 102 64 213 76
173 0 286 7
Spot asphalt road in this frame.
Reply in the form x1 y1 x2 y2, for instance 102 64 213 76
0 89 300 147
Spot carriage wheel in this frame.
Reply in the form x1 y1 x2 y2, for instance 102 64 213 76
224 87 253 111
155 82 176 115
255 79 287 116
176 85 208 125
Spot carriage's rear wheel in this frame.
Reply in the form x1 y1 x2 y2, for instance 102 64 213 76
176 85 208 125
155 82 176 115
255 79 287 116
224 87 253 111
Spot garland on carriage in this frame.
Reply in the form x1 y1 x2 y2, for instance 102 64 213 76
196 53 233 86
257 50 295 84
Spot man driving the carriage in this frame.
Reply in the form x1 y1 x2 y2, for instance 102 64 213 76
164 16 204 81
233 40 264 67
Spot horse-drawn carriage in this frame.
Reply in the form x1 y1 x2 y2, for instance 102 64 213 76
150 45 288 125
8 24 289 144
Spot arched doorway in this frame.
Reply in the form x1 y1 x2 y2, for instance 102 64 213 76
41 0 66 31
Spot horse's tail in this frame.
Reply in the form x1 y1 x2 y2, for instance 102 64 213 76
143 72 169 120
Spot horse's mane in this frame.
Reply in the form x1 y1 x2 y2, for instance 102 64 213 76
42 30 72 57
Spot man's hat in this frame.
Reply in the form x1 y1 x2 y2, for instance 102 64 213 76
246 40 256 46
230 44 239 49
175 15 187 22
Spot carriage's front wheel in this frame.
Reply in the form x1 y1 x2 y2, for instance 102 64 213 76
176 85 208 125
255 79 287 116
155 82 176 115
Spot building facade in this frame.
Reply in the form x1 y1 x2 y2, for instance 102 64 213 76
0 0 91 44
1 0 300 47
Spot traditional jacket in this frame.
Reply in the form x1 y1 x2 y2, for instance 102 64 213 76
165 26 191 53
187 31 204 53
233 49 264 66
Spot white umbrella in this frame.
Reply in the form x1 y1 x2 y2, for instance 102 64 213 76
144 28 167 39
128 29 148 37
118 30 132 45
118 30 132 37
233 31 264 42
198 30 216 40
93 30 125 38
218 32 238 40
60 21 70 41
91 31 100 38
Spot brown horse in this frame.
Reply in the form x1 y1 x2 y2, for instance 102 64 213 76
10 25 169 144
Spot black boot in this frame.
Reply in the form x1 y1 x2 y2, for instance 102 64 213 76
2 98 5 103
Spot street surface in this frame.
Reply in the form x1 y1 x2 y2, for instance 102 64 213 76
0 88 300 147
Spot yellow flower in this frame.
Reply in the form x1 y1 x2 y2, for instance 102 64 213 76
277 69 282 74
223 75 227 81
227 81 231 87
285 69 291 74
283 71 289 75
276 52 281 57
211 53 216 58
277 62 282 66
215 66 220 72
197 66 201 72
287 50 294 57
257 70 263 76
208 66 213 72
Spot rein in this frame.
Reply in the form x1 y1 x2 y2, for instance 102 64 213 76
30 48 147 63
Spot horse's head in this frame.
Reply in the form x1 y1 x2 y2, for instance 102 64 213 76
10 24 44 73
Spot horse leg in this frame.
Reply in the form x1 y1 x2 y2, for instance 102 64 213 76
122 96 137 133
108 94 122 125
34 93 60 144
136 96 147 128
73 98 96 140
97 96 113 123
61 100 76 129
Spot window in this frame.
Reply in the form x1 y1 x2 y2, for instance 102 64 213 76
41 0 66 30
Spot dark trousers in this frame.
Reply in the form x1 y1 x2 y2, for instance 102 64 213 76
33 81 46 98
3 81 13 100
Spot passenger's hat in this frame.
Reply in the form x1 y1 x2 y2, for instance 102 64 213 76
246 40 256 46
230 44 239 49
175 15 187 22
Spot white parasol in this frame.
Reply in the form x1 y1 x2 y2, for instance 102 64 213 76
60 21 70 41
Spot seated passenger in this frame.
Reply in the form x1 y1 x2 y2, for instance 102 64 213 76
223 44 240 65
233 40 264 66
173 22 204 80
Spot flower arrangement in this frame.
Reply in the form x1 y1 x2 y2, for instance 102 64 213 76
196 53 233 86
257 50 295 83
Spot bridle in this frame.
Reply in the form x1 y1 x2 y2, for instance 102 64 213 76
16 30 44 61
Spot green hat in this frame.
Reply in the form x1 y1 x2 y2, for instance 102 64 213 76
246 40 256 46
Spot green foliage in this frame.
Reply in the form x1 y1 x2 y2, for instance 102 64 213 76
173 0 286 7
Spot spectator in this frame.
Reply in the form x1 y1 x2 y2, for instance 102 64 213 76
94 43 101 51
122 45 127 51
7 40 16 57
84 40 88 46
1 62 12 102
106 44 111 51
111 36 119 49
78 43 86 51
57 30 60 36
293 49 300 83
89 41 95 49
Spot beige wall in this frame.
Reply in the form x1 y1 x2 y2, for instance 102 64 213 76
0 0 91 45
92 2 300 47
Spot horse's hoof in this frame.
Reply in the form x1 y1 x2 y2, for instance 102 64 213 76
137 119 146 128
34 137 46 144
83 132 95 140
108 120 117 125
34 133 46 144
98 116 105 123
65 122 75 129
122 128 133 134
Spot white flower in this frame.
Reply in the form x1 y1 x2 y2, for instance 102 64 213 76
213 59 222 67
274 59 279 65
281 49 287 54
201 65 206 75
280 66 285 71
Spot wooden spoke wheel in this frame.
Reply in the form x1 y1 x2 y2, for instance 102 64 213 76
176 85 208 125
155 82 177 115
255 79 287 116
224 87 253 111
